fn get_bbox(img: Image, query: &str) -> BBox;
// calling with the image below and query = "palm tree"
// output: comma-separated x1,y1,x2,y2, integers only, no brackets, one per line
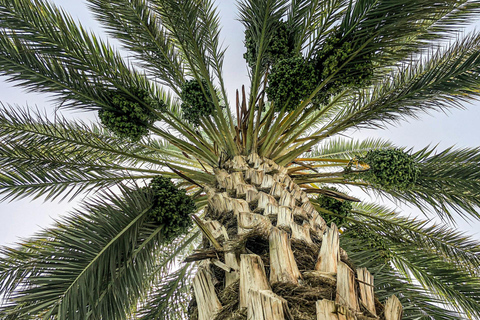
1,0,480,319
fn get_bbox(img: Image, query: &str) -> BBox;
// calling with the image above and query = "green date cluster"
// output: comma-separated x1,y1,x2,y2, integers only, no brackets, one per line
245,21,374,111
180,79,216,126
313,33,374,105
345,224,393,261
356,149,419,191
146,176,196,243
98,88,164,141
266,56,317,111
244,21,294,69
316,188,353,228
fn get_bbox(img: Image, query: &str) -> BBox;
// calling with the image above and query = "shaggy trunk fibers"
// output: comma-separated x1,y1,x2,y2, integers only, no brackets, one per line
187,154,402,320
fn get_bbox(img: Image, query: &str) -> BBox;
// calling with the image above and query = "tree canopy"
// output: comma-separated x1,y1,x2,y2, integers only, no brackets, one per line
0,0,480,319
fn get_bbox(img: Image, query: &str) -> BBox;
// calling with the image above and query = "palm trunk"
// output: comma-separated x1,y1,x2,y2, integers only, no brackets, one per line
188,154,403,320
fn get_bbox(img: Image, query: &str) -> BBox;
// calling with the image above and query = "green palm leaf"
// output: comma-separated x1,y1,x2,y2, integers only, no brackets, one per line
135,263,195,320
314,198,480,318
339,0,480,65
0,0,147,110
290,0,348,57
363,146,480,222
238,0,289,129
151,0,235,149
282,32,480,164
307,137,396,160
339,204,480,319
133,229,201,320
343,242,469,320
350,202,480,274
410,146,480,221
0,105,213,201
0,185,197,319
0,0,220,162
323,32,480,136
86,0,185,93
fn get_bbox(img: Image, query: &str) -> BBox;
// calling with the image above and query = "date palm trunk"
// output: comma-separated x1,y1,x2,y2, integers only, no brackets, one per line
188,154,403,320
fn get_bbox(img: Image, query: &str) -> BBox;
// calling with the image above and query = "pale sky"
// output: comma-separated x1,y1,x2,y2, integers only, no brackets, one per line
0,0,479,262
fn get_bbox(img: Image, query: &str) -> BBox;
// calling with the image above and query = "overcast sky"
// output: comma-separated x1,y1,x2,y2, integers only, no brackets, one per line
0,0,479,251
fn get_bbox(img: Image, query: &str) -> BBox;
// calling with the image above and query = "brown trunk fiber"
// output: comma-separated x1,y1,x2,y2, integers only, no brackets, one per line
187,154,401,320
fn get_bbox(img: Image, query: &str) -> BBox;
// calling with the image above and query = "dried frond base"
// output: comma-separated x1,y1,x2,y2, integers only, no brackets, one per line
214,281,242,320
271,281,335,320
218,308,247,320
206,209,238,240
303,271,337,287
189,155,393,320
188,293,199,320
229,227,270,254
291,239,321,271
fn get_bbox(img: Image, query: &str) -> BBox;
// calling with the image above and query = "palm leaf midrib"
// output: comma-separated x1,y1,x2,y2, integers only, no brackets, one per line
43,204,154,318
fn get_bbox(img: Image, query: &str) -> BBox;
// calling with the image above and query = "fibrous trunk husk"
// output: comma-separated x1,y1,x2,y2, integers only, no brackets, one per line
188,154,400,320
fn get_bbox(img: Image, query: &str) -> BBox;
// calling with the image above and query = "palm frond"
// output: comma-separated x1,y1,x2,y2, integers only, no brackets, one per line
0,31,107,110
350,202,480,273
338,0,480,65
0,105,214,201
0,0,226,163
392,247,480,318
238,0,289,76
151,0,237,155
306,137,396,160
410,146,480,221
427,1,480,37
0,0,237,162
349,206,480,318
151,0,221,87
0,0,149,110
135,263,195,320
86,0,185,93
238,0,289,152
343,240,470,320
265,90,352,162
0,185,196,319
289,0,348,56
310,32,480,143
340,203,480,319
0,161,145,202
195,0,229,106
363,146,480,222
132,227,200,320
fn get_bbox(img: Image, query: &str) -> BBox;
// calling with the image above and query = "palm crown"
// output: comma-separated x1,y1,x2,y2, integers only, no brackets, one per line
1,0,480,319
